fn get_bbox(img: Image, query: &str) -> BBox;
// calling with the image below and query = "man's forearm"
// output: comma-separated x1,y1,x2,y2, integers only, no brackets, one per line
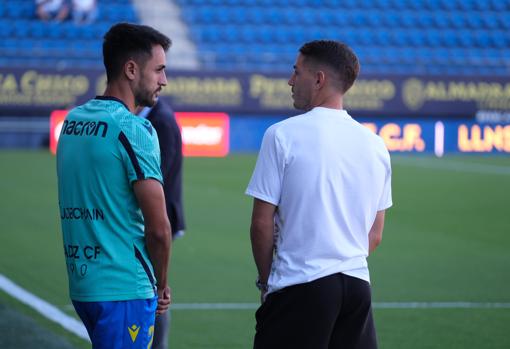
368,231,380,254
250,199,277,284
251,225,274,283
146,227,171,289
368,210,385,255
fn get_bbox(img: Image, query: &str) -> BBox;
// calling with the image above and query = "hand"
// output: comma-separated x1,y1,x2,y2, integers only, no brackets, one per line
156,285,171,315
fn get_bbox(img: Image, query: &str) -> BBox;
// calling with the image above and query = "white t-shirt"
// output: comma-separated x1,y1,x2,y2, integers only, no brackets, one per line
36,0,65,12
246,107,392,294
72,0,95,11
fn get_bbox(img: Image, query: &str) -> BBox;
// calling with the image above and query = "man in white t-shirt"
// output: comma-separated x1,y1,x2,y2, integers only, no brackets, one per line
246,40,392,349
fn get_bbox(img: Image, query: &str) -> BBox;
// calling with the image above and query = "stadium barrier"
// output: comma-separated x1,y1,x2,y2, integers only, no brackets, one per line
48,110,510,156
1,67,509,155
1,68,509,117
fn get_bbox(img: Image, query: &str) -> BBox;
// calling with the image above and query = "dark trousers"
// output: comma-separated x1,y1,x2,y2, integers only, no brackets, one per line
254,273,377,349
152,312,169,349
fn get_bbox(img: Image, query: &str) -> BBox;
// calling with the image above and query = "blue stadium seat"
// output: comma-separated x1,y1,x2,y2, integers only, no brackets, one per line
432,12,450,28
219,7,235,24
272,28,289,44
457,30,475,47
331,12,349,27
408,0,425,10
422,0,440,10
425,31,441,47
456,0,471,10
200,25,221,43
408,30,426,47
480,13,498,29
491,31,509,49
316,11,334,26
416,12,434,28
474,0,491,11
14,20,31,38
374,31,391,46
324,0,341,7
449,13,467,28
29,21,50,39
473,31,490,48
390,31,408,46
465,12,483,29
441,30,459,47
231,7,248,24
350,11,369,27
6,2,30,19
247,8,265,24
354,30,373,46
380,12,400,28
0,21,12,38
391,0,408,10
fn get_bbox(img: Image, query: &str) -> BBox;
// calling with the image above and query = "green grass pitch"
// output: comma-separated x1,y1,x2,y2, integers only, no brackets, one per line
0,150,509,348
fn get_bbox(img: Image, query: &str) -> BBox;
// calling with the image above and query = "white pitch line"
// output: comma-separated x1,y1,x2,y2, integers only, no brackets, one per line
0,274,90,342
373,302,510,309
168,302,510,310
172,303,259,310
65,301,510,311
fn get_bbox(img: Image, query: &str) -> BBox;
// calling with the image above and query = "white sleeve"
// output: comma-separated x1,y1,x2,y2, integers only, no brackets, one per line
378,151,393,211
245,126,285,206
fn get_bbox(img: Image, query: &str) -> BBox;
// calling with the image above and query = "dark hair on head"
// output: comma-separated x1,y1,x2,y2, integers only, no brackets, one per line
299,40,360,93
103,23,172,82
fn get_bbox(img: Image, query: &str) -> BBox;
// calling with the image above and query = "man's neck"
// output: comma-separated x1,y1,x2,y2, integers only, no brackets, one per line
311,92,343,111
103,83,136,113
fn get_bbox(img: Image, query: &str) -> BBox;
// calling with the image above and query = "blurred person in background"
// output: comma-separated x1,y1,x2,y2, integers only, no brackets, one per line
57,23,172,348
72,0,97,24
138,97,187,349
35,0,69,22
246,40,392,349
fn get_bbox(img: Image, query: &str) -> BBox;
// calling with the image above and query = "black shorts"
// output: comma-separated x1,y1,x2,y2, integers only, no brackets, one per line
254,273,377,349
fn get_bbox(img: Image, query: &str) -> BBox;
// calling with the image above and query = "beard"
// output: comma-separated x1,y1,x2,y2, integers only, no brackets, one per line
134,71,160,108
134,85,158,108
291,85,315,111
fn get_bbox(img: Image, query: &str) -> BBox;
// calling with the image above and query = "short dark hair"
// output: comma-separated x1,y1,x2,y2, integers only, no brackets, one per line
103,23,172,82
299,40,360,93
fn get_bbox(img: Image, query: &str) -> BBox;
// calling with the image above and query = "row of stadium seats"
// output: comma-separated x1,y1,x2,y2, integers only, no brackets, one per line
0,21,112,40
0,39,100,57
175,0,509,11
200,43,508,65
202,55,508,77
181,7,509,30
0,56,99,69
0,2,136,21
0,0,508,76
190,26,509,49
177,0,510,75
0,0,138,69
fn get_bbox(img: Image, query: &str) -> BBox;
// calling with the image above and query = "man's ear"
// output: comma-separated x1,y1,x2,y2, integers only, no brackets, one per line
124,60,137,81
315,70,326,89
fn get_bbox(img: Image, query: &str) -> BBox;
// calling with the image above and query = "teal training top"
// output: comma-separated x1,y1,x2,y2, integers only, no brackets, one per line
57,96,163,302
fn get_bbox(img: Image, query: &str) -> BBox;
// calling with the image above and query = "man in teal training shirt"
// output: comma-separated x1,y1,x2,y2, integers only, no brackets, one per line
56,23,172,348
